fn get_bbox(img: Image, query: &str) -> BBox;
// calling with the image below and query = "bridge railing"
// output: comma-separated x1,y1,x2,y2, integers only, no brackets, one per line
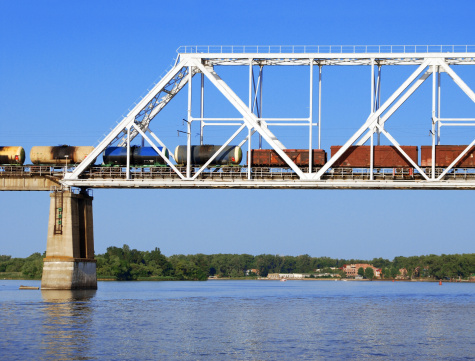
177,45,475,54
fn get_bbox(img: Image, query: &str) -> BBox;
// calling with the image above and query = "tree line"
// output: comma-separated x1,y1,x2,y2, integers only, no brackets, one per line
0,246,474,281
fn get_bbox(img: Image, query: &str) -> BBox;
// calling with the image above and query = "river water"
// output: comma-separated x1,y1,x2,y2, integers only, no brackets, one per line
0,280,473,360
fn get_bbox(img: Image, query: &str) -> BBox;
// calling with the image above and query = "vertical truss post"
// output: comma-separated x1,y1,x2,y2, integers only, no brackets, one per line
309,59,314,173
247,127,252,180
318,65,322,149
259,66,263,149
187,65,192,179
377,65,382,145
432,64,437,180
370,129,374,180
200,73,204,145
249,59,252,109
126,126,131,180
248,58,252,181
371,58,375,113
437,69,441,145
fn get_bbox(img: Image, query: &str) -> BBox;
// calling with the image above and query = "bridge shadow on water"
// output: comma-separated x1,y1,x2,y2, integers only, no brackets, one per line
40,290,97,360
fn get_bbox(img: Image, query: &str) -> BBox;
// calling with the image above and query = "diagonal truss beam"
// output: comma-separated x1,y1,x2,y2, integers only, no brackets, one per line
376,125,430,180
436,140,475,180
66,58,191,180
357,69,432,146
312,59,431,180
117,66,200,147
191,124,246,180
133,125,185,179
437,59,475,103
190,59,308,179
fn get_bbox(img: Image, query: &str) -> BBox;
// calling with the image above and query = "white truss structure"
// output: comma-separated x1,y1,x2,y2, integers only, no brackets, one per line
63,45,475,189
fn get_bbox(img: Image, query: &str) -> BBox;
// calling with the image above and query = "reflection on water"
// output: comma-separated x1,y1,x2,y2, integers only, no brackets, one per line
41,289,96,302
0,281,474,360
40,290,96,361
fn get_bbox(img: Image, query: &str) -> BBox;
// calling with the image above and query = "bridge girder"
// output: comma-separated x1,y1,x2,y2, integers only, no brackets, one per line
63,47,475,190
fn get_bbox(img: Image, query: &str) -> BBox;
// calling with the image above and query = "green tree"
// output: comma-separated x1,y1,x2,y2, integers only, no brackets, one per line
390,267,400,279
364,267,375,280
21,253,43,279
357,267,365,277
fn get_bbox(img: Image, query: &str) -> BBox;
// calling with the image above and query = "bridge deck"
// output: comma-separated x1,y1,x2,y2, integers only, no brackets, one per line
2,166,475,190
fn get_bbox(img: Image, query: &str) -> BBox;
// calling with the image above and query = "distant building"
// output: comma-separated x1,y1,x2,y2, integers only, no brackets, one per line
267,273,306,279
342,264,381,278
245,269,260,276
314,273,341,278
397,268,408,279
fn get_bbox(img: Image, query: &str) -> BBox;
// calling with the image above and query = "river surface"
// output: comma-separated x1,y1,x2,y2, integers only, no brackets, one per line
0,280,474,360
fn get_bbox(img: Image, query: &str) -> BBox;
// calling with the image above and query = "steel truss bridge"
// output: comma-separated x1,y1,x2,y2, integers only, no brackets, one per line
30,45,475,189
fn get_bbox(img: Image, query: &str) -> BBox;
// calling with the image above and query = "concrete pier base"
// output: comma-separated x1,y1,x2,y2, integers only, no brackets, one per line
41,190,97,290
42,258,97,289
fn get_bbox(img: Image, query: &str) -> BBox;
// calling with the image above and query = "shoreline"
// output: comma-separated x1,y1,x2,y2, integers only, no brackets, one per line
2,274,474,283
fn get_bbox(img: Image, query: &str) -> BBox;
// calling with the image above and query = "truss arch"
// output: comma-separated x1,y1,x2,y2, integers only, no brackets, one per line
62,45,475,189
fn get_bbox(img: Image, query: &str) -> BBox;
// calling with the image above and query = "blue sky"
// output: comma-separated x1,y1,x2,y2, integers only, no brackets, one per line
1,0,474,259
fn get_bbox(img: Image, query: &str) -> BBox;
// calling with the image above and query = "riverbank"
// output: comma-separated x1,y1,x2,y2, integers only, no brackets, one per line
1,272,40,280
3,273,474,283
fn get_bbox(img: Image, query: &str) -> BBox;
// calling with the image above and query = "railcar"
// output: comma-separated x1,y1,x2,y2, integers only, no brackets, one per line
102,146,169,167
330,145,418,168
174,145,242,166
30,145,95,165
0,146,25,165
247,149,327,167
420,145,475,168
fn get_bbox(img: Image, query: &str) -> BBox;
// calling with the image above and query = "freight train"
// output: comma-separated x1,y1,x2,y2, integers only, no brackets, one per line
2,144,475,170
0,145,95,166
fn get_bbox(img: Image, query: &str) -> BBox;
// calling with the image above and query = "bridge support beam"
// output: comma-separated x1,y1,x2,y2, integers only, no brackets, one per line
41,190,97,290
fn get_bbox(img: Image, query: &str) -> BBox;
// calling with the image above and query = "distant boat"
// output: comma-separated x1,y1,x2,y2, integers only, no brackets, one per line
19,286,39,290
280,278,287,282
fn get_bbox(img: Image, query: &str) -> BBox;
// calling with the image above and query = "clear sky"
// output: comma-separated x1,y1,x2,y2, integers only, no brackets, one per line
1,0,474,259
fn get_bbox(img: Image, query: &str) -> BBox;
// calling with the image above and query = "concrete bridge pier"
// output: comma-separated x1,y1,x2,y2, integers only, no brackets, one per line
41,189,97,290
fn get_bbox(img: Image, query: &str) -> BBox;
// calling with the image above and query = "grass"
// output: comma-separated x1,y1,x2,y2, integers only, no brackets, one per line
0,272,40,280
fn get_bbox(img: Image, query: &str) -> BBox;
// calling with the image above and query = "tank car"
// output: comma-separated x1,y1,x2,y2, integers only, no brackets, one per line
102,146,169,166
248,149,327,167
421,145,475,168
0,146,25,165
30,145,95,165
330,145,418,168
174,145,242,166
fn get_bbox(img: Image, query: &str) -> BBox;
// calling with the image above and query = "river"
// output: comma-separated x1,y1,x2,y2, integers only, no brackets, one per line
0,280,473,360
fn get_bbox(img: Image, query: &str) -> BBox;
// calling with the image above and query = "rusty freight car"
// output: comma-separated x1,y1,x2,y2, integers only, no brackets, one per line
330,145,418,168
249,149,327,167
0,146,25,165
420,145,475,168
30,146,95,165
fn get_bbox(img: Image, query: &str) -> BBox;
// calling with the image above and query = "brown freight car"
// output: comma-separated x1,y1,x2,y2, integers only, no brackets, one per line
248,149,327,167
330,145,418,168
420,145,475,168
